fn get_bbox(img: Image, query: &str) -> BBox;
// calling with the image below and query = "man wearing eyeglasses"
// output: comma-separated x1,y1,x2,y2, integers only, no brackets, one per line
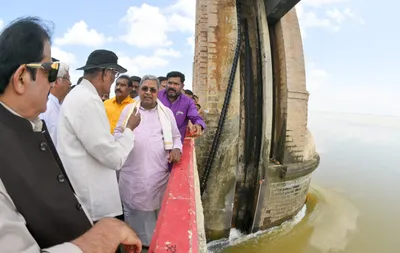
56,50,142,225
39,60,71,146
114,75,182,248
0,17,141,253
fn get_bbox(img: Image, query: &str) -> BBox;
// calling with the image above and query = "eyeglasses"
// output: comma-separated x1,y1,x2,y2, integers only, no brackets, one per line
108,68,120,78
60,76,71,84
141,86,157,94
25,62,60,83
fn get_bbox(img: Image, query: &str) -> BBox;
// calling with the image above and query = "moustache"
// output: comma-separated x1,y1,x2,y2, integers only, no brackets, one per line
168,88,176,93
115,89,122,93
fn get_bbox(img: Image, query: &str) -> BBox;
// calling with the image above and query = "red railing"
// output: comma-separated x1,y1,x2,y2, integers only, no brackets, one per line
148,138,199,252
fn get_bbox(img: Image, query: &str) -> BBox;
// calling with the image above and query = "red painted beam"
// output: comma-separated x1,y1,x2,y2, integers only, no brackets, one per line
149,138,199,253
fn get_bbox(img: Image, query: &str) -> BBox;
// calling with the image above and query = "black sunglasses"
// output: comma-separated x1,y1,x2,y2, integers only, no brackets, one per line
141,86,157,94
25,62,60,83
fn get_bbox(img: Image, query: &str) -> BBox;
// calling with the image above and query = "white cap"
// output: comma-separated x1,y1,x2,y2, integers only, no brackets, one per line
57,62,70,78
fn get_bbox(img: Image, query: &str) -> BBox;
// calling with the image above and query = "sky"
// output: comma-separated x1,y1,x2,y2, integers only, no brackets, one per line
0,0,398,117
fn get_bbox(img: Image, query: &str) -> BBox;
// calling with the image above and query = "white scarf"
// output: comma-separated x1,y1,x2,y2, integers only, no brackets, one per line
123,99,173,150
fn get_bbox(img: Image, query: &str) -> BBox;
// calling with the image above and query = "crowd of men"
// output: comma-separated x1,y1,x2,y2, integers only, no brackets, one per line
0,17,205,253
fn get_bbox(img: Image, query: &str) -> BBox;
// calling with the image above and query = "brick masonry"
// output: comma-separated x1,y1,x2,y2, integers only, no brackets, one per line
258,172,311,228
192,1,319,238
274,8,310,165
193,0,241,240
251,4,318,232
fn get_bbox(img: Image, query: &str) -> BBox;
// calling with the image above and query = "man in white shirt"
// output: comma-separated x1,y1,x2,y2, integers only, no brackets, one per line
0,16,141,253
39,60,71,145
57,49,141,223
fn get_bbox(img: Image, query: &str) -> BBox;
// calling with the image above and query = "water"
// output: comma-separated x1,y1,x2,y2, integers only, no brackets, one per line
208,111,400,253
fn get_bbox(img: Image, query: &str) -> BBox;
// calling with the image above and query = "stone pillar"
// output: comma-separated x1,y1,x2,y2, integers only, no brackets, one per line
192,0,320,238
193,0,241,240
252,7,320,231
275,8,309,165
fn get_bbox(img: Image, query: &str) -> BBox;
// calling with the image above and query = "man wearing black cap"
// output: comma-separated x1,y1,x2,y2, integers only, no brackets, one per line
0,17,141,253
56,50,142,224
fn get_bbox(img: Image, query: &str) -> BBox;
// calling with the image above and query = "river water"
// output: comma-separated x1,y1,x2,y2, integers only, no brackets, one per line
208,111,400,253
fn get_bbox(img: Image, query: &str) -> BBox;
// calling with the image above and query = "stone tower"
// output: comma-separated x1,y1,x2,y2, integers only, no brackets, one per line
192,0,319,241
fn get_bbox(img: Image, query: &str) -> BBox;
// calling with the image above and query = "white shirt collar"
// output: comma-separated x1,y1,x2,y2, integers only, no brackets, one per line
80,78,100,96
0,101,43,132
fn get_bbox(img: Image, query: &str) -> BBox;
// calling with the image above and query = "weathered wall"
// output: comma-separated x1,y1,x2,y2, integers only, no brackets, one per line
193,0,241,241
274,8,309,166
193,0,319,239
253,7,320,231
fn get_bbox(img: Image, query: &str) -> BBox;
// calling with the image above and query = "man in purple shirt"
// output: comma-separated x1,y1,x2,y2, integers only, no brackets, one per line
158,71,206,143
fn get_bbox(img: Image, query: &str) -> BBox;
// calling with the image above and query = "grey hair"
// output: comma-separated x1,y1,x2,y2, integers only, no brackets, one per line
57,62,70,78
139,74,160,88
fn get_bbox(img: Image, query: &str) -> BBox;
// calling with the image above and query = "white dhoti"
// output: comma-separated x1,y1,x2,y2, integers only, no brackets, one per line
124,208,160,247
116,103,182,248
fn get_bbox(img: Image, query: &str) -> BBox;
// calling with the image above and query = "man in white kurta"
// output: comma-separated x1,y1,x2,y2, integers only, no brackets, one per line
57,50,141,222
114,75,182,246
